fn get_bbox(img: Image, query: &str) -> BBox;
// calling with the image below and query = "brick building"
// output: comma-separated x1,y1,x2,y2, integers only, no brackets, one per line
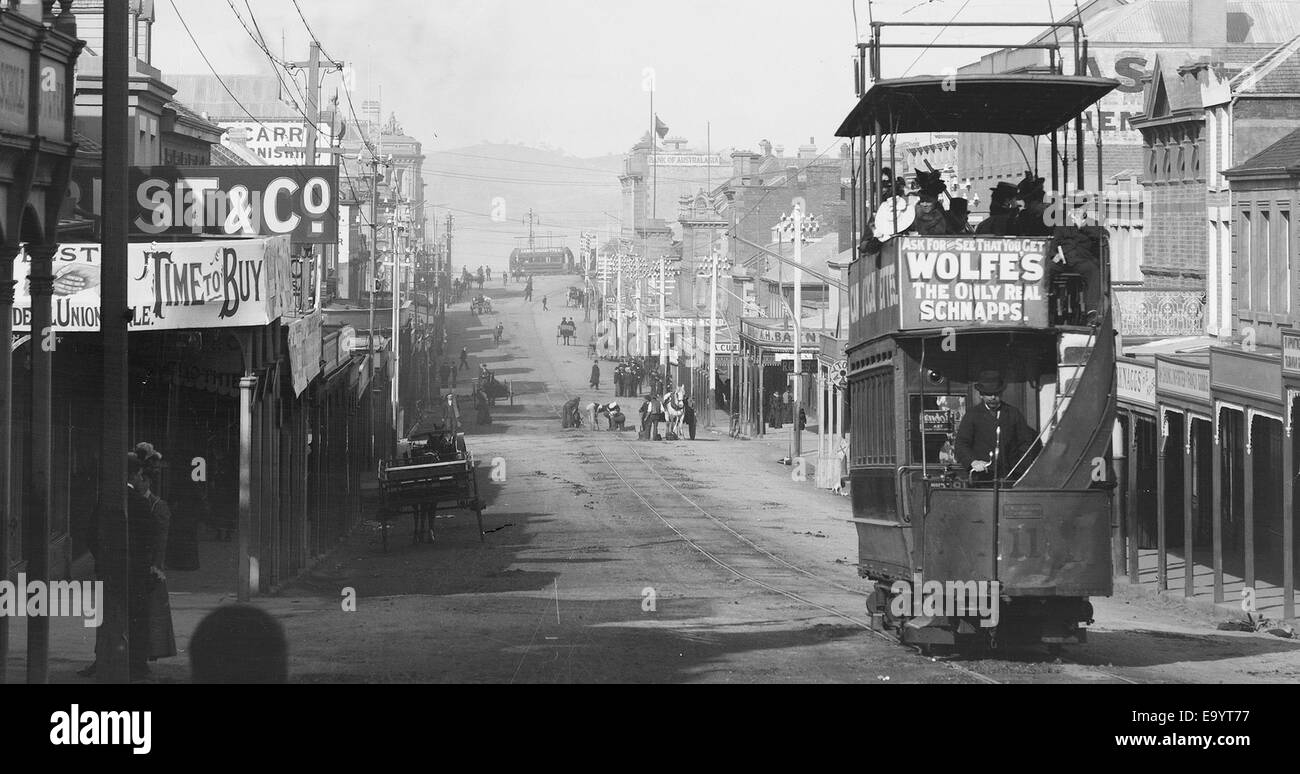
1224,127,1300,343
1128,34,1300,342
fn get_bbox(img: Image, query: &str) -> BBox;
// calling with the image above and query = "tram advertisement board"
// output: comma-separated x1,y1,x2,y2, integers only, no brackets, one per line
898,236,1050,330
11,235,293,332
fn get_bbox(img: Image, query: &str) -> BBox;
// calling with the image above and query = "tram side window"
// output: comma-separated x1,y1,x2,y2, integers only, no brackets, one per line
850,369,896,466
908,395,966,466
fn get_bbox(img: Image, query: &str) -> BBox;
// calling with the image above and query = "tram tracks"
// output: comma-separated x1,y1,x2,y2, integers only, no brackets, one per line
500,287,1142,684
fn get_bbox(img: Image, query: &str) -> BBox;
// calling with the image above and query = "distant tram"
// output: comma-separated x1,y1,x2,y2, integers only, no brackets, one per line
509,246,575,276
836,24,1121,652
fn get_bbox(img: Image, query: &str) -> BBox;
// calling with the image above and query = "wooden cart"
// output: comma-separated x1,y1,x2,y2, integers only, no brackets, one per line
377,430,485,552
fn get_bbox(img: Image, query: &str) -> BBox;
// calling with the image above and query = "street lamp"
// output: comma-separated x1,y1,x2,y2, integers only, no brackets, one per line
777,204,819,461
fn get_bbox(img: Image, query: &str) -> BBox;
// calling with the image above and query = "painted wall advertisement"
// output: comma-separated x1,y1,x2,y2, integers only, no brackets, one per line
12,235,293,332
897,236,1049,329
214,119,336,165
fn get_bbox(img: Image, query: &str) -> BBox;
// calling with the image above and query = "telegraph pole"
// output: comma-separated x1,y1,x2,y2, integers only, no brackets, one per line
98,0,131,684
290,42,342,311
392,219,402,448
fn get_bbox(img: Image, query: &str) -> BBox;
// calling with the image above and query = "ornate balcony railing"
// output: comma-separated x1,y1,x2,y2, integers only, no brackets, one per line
1113,288,1205,338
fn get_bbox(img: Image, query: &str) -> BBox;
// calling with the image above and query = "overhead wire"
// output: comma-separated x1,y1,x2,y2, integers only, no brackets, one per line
900,0,974,77
166,0,270,130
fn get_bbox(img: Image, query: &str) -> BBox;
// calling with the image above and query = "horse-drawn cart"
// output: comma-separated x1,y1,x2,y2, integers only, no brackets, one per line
476,371,513,406
377,429,485,552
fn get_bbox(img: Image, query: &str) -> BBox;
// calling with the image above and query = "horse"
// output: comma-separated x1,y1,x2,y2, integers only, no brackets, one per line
663,387,685,439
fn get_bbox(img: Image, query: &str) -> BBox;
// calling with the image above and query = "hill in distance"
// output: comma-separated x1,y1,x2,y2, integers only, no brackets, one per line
425,143,624,274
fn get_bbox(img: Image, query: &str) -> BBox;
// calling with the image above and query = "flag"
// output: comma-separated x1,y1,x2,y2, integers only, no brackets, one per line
654,115,669,140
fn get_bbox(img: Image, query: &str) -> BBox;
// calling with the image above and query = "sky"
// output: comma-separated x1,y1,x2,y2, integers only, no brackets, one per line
152,0,1070,159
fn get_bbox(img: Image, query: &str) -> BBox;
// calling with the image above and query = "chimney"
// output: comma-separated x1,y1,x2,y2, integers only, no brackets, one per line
759,139,773,157
798,137,818,159
773,144,785,158
1191,0,1227,44
731,150,754,183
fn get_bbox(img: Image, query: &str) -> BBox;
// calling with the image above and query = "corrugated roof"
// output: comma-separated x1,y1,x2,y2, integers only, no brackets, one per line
1032,0,1300,44
73,130,101,158
209,143,249,166
1230,32,1300,91
169,74,303,120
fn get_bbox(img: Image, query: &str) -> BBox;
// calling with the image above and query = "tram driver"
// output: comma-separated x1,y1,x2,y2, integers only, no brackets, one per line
953,370,1037,486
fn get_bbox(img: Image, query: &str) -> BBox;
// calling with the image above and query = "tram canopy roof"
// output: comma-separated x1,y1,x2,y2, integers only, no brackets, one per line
835,74,1119,138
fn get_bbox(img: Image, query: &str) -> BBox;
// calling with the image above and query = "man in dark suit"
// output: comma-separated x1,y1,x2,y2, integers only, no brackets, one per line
976,182,1021,236
954,371,1037,484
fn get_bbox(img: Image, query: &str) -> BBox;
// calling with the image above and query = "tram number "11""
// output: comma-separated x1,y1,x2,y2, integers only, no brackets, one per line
1008,524,1040,560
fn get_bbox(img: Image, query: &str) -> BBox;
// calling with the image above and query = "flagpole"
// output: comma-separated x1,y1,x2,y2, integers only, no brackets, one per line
651,90,657,221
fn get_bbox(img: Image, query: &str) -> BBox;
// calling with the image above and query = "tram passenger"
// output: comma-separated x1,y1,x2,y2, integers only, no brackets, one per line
976,182,1021,236
954,371,1036,485
907,170,969,236
1050,224,1103,324
1013,172,1052,237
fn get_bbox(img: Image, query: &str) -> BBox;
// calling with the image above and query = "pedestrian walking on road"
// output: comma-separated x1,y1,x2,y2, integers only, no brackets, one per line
542,295,548,311
459,347,469,369
590,361,600,390
684,398,697,440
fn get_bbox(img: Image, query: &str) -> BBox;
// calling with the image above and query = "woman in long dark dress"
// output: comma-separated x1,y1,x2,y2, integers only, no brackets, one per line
141,466,178,664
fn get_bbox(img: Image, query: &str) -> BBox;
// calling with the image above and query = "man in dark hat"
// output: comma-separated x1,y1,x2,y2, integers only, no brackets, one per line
1014,171,1052,237
977,181,1022,236
954,370,1037,485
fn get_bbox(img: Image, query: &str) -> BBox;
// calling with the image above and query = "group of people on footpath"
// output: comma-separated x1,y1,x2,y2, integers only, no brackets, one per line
766,389,807,431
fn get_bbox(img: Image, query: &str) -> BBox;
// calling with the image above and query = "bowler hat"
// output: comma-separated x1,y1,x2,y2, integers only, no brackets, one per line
990,181,1019,201
975,370,1006,395
1017,171,1045,200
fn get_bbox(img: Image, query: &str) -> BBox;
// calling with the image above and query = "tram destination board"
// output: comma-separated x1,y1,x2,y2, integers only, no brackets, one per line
850,236,1051,341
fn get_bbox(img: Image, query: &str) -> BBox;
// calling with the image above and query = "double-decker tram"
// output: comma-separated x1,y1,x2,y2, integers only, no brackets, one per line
836,24,1121,652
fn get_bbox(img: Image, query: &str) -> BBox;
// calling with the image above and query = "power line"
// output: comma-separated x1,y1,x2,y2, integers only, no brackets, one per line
226,0,306,116
167,0,269,130
289,0,340,65
280,0,371,154
901,0,974,78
